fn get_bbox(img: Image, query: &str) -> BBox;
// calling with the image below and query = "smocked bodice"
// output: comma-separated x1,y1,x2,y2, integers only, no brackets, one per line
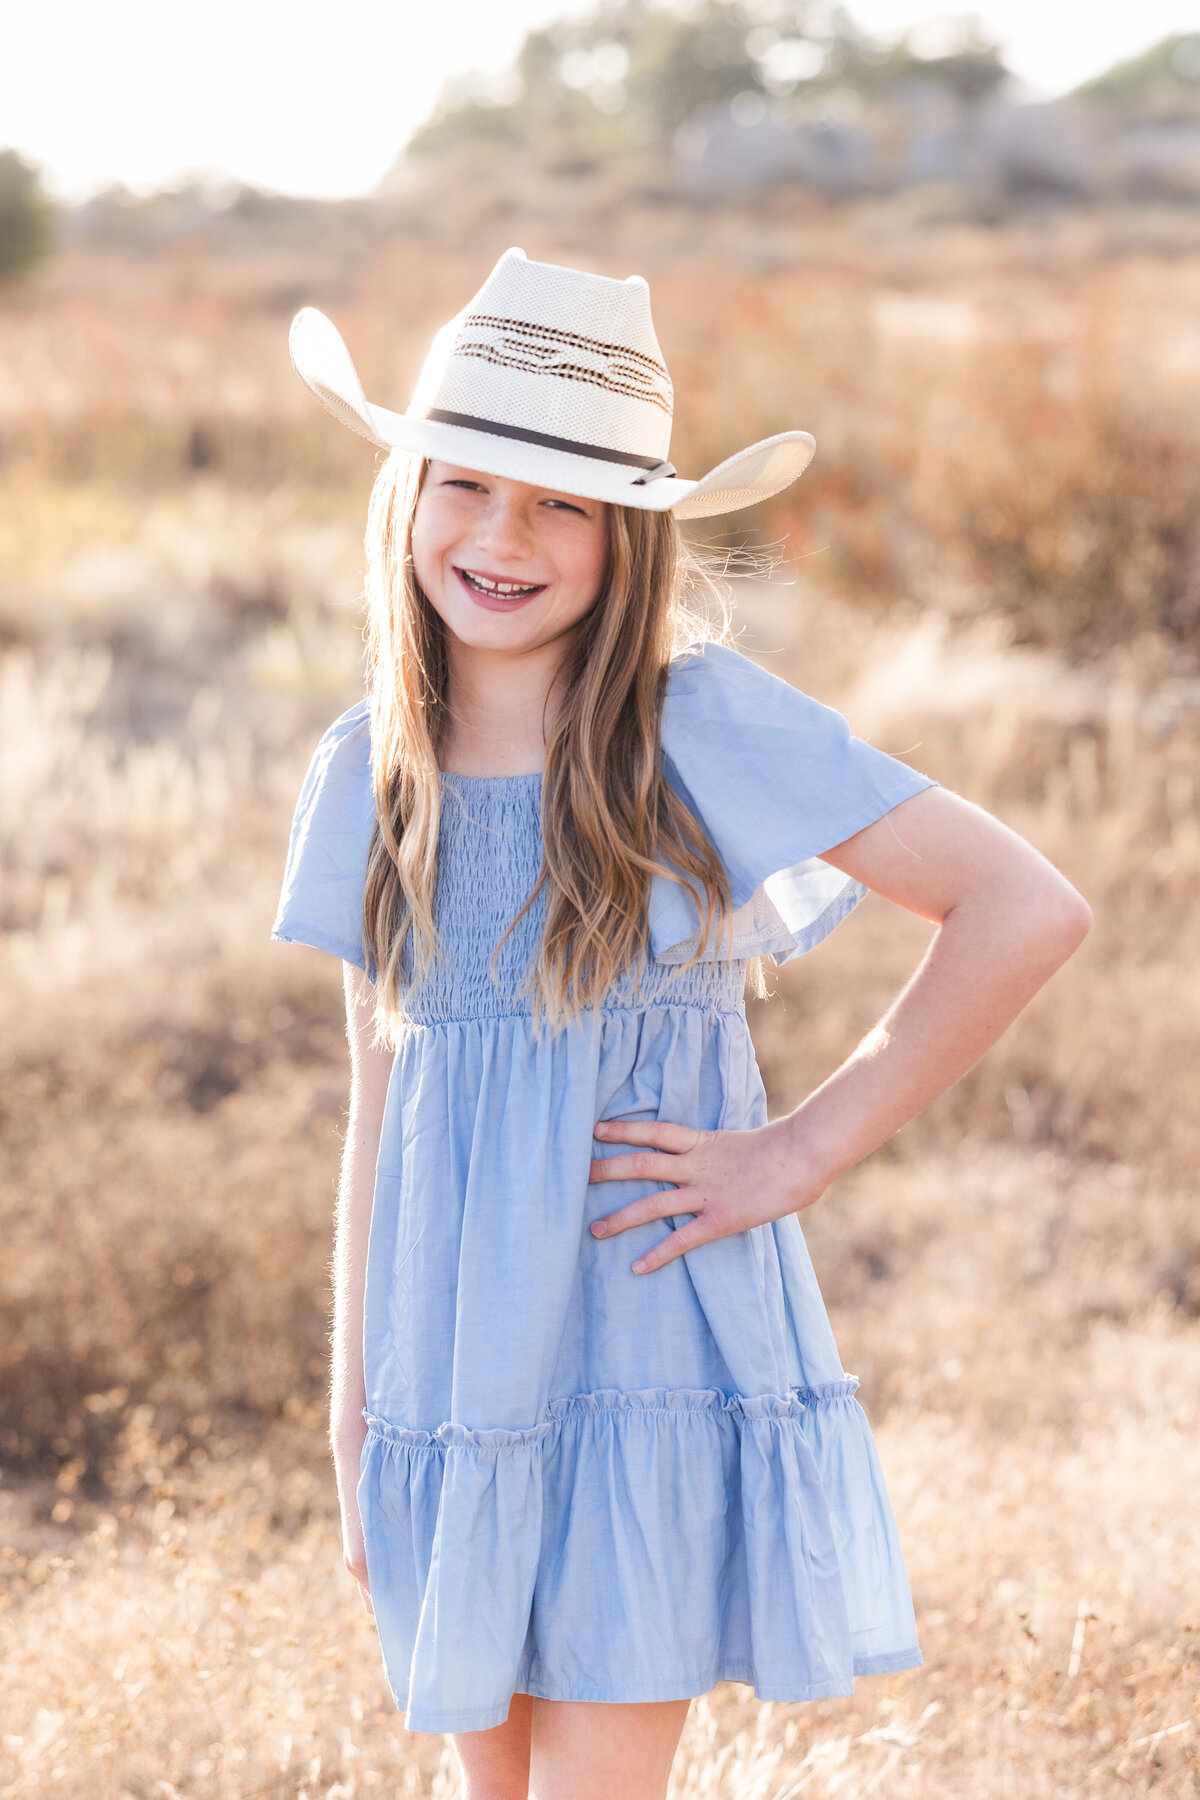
403,771,748,1027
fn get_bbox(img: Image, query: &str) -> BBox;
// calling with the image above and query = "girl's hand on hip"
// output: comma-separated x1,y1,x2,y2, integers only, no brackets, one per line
588,1116,826,1275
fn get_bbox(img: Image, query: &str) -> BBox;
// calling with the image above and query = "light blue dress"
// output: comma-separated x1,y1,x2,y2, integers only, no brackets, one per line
272,642,935,1734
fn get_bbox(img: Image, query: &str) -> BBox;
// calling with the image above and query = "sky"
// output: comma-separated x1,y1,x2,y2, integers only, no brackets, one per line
3,0,1198,201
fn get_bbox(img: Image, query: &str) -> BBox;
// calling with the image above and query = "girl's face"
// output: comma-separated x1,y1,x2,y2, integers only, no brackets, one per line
411,462,609,659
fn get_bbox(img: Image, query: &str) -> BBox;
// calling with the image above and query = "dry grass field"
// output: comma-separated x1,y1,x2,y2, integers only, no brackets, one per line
2,181,1199,1796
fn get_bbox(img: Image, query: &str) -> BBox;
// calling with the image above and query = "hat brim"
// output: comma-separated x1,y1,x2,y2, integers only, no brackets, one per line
289,307,815,519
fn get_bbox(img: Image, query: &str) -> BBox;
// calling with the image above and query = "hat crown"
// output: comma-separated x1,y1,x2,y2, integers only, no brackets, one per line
409,248,674,463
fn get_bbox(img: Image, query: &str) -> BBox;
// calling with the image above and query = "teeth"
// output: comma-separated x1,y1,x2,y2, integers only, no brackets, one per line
463,570,541,597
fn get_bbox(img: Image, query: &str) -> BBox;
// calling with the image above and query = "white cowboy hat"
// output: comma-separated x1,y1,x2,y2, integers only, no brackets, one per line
288,247,815,519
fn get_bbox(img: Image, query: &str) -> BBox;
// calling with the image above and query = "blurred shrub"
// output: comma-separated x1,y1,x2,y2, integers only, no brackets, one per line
0,149,54,281
761,272,1200,657
925,380,1200,653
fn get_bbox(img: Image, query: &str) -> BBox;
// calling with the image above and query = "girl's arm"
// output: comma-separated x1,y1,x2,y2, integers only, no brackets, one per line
589,786,1092,1275
331,960,394,1611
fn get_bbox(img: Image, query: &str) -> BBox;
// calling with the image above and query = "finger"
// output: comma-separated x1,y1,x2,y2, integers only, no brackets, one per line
631,1219,713,1276
588,1149,688,1186
593,1117,703,1154
590,1190,697,1239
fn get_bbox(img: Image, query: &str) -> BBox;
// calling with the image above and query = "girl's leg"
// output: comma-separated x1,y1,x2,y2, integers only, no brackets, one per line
452,1691,533,1800
528,1697,691,1800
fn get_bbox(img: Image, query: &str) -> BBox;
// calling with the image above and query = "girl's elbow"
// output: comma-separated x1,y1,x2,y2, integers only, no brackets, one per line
1035,876,1092,963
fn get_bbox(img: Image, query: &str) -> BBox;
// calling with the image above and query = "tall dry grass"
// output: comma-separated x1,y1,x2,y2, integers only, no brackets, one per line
2,199,1198,1795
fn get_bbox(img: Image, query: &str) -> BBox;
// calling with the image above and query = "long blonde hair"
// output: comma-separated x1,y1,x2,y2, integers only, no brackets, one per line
361,451,740,1040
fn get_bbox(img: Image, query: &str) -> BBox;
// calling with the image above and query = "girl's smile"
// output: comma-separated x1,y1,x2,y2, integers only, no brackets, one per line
454,566,548,609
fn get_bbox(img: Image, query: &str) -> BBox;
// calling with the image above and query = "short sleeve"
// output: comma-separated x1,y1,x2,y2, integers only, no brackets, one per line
271,697,377,974
650,642,936,965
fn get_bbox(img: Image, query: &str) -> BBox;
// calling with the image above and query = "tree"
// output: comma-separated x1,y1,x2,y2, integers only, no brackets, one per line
0,150,54,281
404,0,869,164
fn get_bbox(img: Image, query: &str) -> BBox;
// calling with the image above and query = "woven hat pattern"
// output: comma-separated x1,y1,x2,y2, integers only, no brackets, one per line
410,258,673,463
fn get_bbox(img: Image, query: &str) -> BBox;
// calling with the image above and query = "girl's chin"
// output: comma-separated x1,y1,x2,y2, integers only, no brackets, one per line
439,606,550,651
426,589,592,656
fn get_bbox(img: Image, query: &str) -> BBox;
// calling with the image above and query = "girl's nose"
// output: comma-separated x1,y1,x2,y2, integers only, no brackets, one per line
475,498,535,563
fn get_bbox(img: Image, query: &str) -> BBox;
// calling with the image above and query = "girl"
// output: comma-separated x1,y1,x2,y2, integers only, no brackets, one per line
272,249,1090,1800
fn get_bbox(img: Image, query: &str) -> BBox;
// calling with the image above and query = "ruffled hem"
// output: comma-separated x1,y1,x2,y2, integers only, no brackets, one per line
358,1379,921,1735
363,1379,861,1446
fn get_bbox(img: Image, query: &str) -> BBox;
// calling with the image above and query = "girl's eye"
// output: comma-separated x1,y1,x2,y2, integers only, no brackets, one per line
544,499,588,516
444,479,486,492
